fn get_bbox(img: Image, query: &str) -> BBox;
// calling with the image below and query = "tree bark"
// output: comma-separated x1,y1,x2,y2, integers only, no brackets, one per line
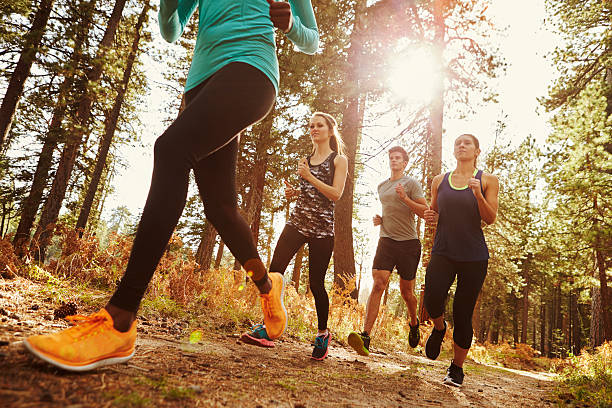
540,300,546,354
196,220,217,270
520,257,530,343
591,286,604,347
32,0,129,261
0,0,55,150
214,240,224,269
422,0,445,270
333,0,366,296
512,292,519,345
75,1,150,233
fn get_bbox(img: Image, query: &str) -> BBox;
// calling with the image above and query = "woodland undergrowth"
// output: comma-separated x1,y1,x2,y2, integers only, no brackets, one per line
0,226,610,405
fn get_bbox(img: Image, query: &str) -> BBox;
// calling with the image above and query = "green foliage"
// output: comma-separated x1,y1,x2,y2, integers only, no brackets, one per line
557,342,612,407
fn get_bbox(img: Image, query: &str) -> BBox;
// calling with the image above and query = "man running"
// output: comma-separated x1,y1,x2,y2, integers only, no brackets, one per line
348,146,427,355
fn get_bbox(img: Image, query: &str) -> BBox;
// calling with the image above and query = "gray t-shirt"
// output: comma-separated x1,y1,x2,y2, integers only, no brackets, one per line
378,175,425,241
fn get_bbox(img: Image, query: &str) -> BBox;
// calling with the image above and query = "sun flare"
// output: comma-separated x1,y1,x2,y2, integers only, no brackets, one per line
387,47,439,104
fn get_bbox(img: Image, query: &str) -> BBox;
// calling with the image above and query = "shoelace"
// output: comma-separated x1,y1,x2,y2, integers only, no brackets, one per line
64,313,109,336
312,334,327,348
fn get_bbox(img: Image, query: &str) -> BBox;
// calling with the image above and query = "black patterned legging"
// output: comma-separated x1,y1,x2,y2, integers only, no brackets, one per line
110,62,276,313
269,224,334,331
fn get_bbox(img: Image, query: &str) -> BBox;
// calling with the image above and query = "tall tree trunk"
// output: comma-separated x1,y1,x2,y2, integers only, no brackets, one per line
0,0,55,150
196,220,217,270
489,308,501,344
265,211,275,270
333,0,366,296
521,258,530,344
594,216,612,340
247,112,274,242
422,0,445,270
540,300,546,354
591,287,604,347
76,1,150,233
32,0,129,261
12,0,96,257
292,244,305,292
512,293,519,345
214,240,224,269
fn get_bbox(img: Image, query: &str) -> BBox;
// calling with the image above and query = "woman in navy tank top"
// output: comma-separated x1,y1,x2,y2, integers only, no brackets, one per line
423,134,499,387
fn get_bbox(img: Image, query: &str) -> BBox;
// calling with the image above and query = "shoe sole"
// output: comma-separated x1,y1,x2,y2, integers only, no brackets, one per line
23,338,134,372
311,333,332,361
240,333,275,348
443,377,462,387
264,273,287,340
347,332,369,356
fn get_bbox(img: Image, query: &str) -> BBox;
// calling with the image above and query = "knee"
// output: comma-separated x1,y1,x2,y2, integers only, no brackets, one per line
154,133,176,161
372,277,388,294
424,290,443,318
401,287,416,303
309,281,327,298
453,326,474,349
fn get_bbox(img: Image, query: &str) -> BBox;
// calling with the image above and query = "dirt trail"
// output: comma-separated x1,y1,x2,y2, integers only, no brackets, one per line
0,278,558,407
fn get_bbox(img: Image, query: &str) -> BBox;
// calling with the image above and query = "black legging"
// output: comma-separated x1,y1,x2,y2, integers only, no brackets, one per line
110,62,276,312
270,224,334,331
424,254,488,349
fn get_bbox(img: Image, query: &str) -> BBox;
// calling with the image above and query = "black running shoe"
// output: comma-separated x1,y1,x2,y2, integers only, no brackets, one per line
443,362,464,387
425,321,446,360
408,319,420,348
347,331,370,356
311,332,331,360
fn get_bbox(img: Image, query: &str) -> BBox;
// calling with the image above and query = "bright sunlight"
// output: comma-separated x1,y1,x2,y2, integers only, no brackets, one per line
387,46,439,104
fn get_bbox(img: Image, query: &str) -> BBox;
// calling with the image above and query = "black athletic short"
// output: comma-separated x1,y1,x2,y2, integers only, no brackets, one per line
372,237,421,281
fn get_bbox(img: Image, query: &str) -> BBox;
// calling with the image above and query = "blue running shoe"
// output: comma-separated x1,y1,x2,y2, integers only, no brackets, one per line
311,331,331,360
240,324,275,348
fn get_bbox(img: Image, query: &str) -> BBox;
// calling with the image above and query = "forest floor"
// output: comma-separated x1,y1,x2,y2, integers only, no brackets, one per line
0,277,561,408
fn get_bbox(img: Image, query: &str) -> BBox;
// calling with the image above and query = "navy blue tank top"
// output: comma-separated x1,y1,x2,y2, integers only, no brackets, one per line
431,170,489,262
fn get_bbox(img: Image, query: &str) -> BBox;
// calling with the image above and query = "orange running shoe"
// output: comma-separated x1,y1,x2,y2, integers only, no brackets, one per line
259,272,287,339
24,308,136,372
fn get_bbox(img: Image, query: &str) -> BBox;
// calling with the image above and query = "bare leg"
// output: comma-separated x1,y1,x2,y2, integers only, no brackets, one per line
363,269,391,333
399,278,418,326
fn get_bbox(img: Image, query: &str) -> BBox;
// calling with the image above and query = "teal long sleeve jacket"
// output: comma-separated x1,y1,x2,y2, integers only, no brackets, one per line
158,0,319,93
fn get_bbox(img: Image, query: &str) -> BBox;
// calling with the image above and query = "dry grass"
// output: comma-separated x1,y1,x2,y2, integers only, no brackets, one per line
1,228,573,374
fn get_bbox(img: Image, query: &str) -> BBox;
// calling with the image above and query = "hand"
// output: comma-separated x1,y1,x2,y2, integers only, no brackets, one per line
424,207,438,225
267,0,293,33
469,177,484,199
284,180,298,200
297,158,312,181
395,183,407,200
373,214,382,226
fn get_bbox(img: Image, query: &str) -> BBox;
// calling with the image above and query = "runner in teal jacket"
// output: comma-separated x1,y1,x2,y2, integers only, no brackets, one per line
23,0,319,372
159,0,319,93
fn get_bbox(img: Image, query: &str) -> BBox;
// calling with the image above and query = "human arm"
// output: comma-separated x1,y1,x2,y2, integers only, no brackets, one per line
373,214,382,226
269,0,318,54
297,155,348,202
469,173,499,225
424,174,443,225
158,0,198,43
395,181,428,219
